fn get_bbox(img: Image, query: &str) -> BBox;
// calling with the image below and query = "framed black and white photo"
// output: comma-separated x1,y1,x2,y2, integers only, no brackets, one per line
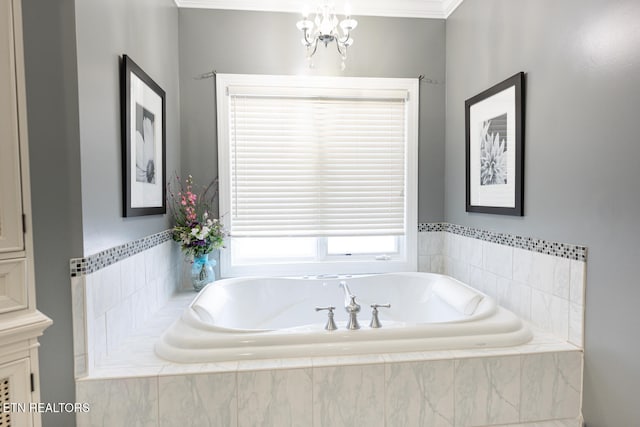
121,54,166,217
465,72,525,216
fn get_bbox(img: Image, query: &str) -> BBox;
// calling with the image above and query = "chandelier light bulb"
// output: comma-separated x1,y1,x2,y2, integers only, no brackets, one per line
340,18,357,32
296,19,313,31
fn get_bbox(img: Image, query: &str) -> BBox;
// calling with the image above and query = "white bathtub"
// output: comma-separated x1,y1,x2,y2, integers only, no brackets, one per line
155,272,532,363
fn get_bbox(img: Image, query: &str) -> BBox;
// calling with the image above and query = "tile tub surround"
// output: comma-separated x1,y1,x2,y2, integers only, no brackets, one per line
71,238,182,378
70,224,585,426
77,371,582,426
417,226,587,348
75,293,583,427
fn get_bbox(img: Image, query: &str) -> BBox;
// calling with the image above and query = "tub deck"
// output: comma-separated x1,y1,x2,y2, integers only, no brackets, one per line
76,291,584,427
81,290,579,380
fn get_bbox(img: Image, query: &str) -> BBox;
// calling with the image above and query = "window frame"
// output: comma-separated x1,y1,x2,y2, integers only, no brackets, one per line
216,74,419,277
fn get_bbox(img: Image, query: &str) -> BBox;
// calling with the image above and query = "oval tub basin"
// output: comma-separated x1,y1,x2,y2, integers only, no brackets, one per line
155,272,532,363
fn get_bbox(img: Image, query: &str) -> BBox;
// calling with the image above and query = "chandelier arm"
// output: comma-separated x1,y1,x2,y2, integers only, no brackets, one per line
337,30,351,45
337,25,347,40
309,38,320,57
302,29,315,47
335,38,347,56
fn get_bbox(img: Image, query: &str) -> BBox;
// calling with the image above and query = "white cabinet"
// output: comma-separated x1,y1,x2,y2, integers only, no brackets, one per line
0,0,24,255
0,0,52,426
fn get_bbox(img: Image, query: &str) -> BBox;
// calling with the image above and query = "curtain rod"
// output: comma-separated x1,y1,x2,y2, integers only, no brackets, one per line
194,70,437,83
194,70,217,80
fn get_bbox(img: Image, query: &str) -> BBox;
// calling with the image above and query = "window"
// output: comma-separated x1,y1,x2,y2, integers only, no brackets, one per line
216,74,418,277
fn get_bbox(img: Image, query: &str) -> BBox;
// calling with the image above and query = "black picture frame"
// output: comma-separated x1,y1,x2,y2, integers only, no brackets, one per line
465,72,525,216
121,54,166,217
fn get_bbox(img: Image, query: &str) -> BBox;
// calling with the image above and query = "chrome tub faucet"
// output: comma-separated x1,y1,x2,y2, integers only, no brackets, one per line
339,281,361,330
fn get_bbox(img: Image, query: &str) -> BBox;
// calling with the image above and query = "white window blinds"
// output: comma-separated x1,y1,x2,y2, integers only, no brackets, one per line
226,84,409,238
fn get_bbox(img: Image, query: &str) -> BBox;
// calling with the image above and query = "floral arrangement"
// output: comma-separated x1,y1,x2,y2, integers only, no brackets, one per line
167,174,226,258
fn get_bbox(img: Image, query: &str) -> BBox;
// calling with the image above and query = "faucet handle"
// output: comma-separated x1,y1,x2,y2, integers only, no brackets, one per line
348,295,361,313
371,303,391,309
369,303,391,328
315,306,337,331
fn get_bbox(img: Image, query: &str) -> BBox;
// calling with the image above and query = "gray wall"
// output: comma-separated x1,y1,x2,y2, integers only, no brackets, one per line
21,0,83,426
445,0,640,425
23,1,638,424
23,0,180,425
75,0,181,255
178,9,446,223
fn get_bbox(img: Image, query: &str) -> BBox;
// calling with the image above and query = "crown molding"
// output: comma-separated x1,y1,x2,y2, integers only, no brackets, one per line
174,0,466,19
442,0,465,17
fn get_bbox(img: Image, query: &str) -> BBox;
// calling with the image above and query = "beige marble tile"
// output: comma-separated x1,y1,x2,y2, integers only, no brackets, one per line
454,355,520,426
482,241,513,279
501,419,581,427
159,372,237,427
71,276,87,359
531,290,569,341
569,260,586,306
385,359,454,427
568,302,584,348
76,377,158,427
431,255,445,274
313,364,385,427
237,357,313,372
238,368,311,427
520,351,582,422
311,354,385,368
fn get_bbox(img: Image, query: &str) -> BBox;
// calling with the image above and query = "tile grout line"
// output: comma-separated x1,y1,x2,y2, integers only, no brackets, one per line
234,370,238,426
156,375,160,427
518,353,523,423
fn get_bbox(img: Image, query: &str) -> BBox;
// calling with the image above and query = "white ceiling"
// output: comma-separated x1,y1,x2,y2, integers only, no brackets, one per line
173,0,465,19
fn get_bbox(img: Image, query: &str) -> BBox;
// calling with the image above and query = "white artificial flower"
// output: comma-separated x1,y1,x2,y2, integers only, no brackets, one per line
197,226,211,240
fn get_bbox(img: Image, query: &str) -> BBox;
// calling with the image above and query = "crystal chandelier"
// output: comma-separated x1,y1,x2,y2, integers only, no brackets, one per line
296,2,358,70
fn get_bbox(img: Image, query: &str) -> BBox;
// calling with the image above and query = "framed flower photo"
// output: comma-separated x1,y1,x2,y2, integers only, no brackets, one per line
465,72,525,216
121,54,166,217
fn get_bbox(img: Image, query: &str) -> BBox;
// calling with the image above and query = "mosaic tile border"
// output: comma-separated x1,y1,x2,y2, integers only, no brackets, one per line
417,223,446,232
69,223,586,277
70,230,173,277
418,222,588,262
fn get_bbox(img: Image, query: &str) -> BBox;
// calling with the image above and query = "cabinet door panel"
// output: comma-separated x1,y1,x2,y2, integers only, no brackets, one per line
0,0,24,254
0,358,32,427
0,258,27,314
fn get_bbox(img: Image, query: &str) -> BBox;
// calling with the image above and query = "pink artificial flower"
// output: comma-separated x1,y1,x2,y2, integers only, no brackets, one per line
185,206,197,222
